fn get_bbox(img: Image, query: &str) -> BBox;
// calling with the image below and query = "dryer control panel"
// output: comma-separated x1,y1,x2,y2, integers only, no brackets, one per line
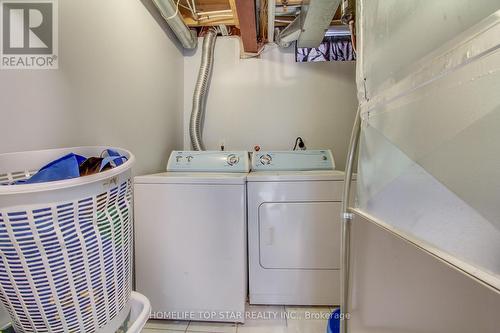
251,150,335,171
167,151,250,172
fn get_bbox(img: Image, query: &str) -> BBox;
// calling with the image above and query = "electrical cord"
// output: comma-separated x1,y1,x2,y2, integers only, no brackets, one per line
164,0,181,20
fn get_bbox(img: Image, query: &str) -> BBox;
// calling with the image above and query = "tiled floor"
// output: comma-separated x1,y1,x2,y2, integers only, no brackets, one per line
142,305,336,333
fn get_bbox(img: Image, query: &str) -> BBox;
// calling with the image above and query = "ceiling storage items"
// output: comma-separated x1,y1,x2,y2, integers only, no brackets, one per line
151,0,356,54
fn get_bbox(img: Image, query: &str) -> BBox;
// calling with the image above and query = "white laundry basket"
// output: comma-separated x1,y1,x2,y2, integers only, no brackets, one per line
120,292,150,333
0,147,136,333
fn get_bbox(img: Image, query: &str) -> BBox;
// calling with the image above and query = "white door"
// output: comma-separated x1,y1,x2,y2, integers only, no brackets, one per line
259,202,341,269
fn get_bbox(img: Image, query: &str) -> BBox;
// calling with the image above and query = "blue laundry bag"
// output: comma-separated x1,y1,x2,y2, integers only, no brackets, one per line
21,153,86,184
327,308,340,333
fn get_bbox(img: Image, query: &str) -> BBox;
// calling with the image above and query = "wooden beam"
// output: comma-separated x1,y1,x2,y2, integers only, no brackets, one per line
274,18,343,27
194,0,231,12
234,0,259,53
228,0,240,27
259,0,269,42
183,16,236,27
276,0,303,5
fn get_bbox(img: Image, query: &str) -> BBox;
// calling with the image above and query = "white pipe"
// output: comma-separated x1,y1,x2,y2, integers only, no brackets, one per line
191,0,197,15
198,14,234,20
268,0,276,43
183,0,198,20
197,10,232,15
153,0,197,49
340,107,361,333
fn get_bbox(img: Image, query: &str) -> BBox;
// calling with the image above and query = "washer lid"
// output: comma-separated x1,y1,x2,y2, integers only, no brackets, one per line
247,170,348,182
134,172,247,185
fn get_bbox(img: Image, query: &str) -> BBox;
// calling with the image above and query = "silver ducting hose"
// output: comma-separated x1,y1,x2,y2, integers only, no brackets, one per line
152,0,197,49
190,30,217,151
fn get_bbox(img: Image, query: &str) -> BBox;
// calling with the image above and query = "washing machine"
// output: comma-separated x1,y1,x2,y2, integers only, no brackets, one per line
134,151,249,323
248,150,346,306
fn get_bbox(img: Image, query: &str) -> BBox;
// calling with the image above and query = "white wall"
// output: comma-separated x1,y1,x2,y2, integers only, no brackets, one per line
183,37,357,170
0,0,184,175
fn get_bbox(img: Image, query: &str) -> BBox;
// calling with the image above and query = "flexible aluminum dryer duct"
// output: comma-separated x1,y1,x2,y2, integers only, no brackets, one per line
190,30,217,151
153,0,197,49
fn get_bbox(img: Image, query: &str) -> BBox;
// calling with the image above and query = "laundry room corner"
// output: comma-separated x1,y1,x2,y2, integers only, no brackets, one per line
2,0,500,332
182,36,358,170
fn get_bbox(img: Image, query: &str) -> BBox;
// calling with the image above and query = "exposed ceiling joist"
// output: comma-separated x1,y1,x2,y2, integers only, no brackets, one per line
179,0,236,26
234,0,259,53
183,16,236,27
171,0,346,52
191,0,230,12
228,0,240,26
276,0,303,5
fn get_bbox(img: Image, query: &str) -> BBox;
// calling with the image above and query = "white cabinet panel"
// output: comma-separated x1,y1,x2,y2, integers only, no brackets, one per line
259,202,341,269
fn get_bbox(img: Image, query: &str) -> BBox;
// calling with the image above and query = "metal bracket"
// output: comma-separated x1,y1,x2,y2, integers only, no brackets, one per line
343,212,353,220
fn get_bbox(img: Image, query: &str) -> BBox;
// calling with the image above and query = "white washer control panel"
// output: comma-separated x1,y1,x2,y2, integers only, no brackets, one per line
251,150,335,171
167,151,250,172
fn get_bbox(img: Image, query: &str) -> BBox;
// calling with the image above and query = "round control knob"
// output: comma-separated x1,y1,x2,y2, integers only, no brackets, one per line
260,154,272,165
227,154,240,166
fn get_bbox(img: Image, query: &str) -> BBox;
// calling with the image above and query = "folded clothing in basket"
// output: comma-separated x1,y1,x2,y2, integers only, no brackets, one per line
79,149,126,176
13,149,127,185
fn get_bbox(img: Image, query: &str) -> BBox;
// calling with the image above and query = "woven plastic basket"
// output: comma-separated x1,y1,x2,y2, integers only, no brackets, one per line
0,147,135,333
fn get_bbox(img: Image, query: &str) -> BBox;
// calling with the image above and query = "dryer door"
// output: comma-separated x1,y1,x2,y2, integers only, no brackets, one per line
259,201,341,269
